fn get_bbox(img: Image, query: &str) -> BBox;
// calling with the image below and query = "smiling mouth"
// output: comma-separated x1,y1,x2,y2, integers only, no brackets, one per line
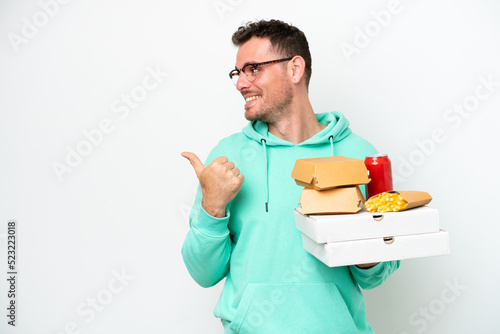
245,95,261,102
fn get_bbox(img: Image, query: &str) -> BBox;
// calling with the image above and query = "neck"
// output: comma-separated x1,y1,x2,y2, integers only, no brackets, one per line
267,94,325,144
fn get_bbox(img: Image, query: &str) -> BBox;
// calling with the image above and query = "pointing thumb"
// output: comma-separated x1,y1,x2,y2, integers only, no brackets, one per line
181,152,205,179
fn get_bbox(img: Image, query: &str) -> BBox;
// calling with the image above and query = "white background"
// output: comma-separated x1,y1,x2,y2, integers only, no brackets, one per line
1,0,499,333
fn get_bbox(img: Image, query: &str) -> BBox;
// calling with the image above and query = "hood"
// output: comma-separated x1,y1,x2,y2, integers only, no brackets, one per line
241,111,352,213
242,111,351,147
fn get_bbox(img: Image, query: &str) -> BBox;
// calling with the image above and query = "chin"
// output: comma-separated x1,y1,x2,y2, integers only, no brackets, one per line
244,109,260,122
244,103,276,122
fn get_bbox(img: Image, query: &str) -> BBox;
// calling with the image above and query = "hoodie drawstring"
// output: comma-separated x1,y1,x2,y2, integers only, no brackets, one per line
329,135,334,156
261,136,333,212
261,139,269,212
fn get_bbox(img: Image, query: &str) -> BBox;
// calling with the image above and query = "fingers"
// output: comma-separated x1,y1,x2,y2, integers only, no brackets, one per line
181,152,205,179
210,156,235,172
231,167,241,177
213,156,229,164
225,161,235,170
182,152,243,184
220,160,239,176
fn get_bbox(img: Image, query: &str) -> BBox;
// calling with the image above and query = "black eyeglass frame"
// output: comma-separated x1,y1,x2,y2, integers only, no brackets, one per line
228,57,294,84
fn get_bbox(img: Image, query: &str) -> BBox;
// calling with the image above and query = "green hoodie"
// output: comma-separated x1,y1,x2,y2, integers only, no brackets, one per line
182,112,400,333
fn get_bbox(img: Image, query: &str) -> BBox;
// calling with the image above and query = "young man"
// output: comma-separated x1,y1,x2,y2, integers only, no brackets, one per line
181,19,399,333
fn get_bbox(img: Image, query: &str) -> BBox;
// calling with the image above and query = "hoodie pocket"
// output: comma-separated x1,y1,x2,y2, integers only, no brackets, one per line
229,282,358,334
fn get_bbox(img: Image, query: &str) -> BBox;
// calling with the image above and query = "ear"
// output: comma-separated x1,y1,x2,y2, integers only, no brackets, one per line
289,56,306,85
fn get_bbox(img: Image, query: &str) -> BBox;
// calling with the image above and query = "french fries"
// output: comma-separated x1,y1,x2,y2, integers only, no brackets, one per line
365,192,408,213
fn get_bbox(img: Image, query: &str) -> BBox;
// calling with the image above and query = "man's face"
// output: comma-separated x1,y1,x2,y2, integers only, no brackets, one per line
234,37,293,123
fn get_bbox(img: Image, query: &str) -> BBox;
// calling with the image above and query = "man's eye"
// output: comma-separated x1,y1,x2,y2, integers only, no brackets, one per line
251,66,260,73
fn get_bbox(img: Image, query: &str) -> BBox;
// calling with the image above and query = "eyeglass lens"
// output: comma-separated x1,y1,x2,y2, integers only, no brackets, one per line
231,65,257,85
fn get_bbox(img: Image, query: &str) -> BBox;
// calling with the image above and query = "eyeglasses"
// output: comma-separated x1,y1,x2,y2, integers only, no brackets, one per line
228,57,293,85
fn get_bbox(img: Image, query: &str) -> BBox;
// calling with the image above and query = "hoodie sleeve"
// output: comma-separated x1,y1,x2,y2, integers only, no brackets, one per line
181,148,233,288
349,260,400,290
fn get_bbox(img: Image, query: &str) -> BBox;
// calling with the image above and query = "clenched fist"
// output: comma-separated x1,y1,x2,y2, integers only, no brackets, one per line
182,152,244,218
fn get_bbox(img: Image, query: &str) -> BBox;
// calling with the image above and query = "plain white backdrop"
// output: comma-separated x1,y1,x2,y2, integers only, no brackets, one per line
1,0,499,333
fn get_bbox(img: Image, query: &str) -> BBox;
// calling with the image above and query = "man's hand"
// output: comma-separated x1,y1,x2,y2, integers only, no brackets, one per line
182,152,244,218
355,262,379,269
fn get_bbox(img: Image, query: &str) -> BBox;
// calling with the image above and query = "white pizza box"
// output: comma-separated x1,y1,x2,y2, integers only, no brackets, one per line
301,230,450,268
294,206,440,243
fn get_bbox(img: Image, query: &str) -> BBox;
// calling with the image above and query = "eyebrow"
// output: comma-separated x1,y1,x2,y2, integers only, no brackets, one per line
235,61,258,70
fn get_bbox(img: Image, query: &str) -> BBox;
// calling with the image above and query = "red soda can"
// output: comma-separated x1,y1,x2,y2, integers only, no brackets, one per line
364,154,393,199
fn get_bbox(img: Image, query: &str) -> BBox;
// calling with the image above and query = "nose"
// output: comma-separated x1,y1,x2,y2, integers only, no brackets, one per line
236,74,251,91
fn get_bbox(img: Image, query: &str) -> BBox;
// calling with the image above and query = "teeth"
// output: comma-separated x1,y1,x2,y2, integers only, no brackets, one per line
245,96,261,102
